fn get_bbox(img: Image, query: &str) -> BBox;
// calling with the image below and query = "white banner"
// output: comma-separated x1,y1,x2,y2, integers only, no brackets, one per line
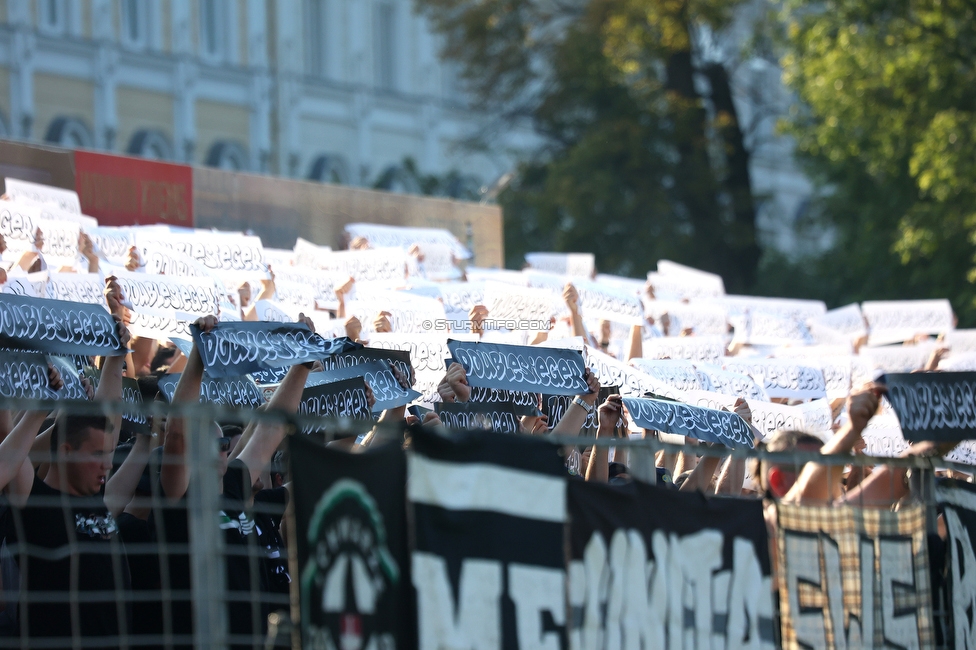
808,303,866,340
3,178,81,214
298,247,407,283
722,358,827,400
656,260,725,294
345,223,471,259
859,342,938,374
583,345,682,399
368,333,457,403
113,270,223,338
348,289,447,336
862,299,954,346
36,218,81,269
647,272,722,301
573,278,644,326
293,237,333,267
482,280,558,324
629,358,705,392
87,226,136,260
692,363,770,401
524,252,594,277
137,229,268,278
641,335,727,364
46,272,105,305
644,301,728,336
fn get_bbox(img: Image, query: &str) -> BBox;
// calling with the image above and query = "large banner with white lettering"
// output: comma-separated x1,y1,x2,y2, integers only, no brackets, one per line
882,371,976,442
447,339,588,396
777,503,934,649
408,427,566,650
290,434,413,650
936,479,976,649
568,480,774,649
0,293,125,357
190,321,360,379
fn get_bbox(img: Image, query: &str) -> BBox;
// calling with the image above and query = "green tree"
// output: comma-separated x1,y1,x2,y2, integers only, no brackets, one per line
415,0,761,291
775,0,976,323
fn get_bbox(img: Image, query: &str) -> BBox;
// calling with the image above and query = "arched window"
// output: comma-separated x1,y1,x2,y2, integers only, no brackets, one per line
205,141,250,171
308,155,350,185
44,117,95,149
127,129,174,160
374,164,421,194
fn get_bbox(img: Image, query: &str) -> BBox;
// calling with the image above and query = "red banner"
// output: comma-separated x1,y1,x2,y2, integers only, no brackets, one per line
74,150,193,227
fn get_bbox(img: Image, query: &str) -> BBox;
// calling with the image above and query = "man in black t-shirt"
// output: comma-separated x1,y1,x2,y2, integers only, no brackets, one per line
0,306,131,649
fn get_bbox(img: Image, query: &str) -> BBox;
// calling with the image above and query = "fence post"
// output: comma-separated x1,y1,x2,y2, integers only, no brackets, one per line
187,413,228,648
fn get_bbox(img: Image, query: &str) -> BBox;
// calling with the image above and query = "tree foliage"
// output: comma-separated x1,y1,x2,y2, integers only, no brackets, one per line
415,0,761,291
776,0,976,323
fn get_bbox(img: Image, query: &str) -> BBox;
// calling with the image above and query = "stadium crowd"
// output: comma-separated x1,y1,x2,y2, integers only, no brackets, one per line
0,181,969,648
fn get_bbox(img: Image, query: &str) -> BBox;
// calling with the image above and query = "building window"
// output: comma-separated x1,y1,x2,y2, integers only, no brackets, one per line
206,141,250,171
200,0,224,61
374,2,396,90
121,0,148,50
38,0,67,36
308,155,349,184
45,117,95,149
306,0,329,77
128,130,174,161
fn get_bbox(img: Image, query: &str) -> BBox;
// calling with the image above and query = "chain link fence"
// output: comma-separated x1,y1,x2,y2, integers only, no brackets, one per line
0,397,963,649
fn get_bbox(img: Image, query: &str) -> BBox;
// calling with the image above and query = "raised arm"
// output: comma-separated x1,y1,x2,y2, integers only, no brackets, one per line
782,386,881,505
585,395,622,483
104,432,151,517
236,315,315,484
1,364,63,505
160,315,217,500
550,369,599,435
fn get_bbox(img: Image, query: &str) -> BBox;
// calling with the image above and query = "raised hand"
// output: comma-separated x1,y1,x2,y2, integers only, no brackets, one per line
47,362,64,392
579,368,600,405
373,311,393,334
194,314,219,334
344,316,363,342
847,384,883,432
597,394,623,437
562,283,580,314
445,362,470,403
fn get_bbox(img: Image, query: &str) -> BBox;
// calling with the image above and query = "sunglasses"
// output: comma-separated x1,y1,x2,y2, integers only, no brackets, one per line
217,437,232,453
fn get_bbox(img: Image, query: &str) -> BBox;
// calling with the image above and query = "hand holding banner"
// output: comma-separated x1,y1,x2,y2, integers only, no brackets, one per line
622,396,754,448
0,293,125,356
447,339,588,396
191,321,362,379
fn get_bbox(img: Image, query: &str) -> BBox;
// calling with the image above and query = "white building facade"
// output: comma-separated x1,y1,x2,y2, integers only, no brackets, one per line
0,0,514,193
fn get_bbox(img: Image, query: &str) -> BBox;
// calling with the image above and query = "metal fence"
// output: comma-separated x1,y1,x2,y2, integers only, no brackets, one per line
0,397,963,649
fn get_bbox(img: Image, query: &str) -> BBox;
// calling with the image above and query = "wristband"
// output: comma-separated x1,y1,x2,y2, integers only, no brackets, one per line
572,396,595,415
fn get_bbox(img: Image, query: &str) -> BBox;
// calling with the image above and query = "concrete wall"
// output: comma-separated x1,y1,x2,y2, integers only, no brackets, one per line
193,165,504,266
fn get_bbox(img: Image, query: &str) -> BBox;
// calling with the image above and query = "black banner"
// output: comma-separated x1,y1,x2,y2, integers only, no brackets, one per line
882,371,976,442
306,361,421,412
0,293,125,357
540,386,619,436
447,339,587,396
81,366,151,434
409,427,566,650
157,372,266,408
290,435,412,650
936,479,976,646
48,355,89,401
299,377,374,434
622,396,755,449
434,401,538,433
568,480,774,648
190,322,360,379
0,350,58,400
323,348,415,388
